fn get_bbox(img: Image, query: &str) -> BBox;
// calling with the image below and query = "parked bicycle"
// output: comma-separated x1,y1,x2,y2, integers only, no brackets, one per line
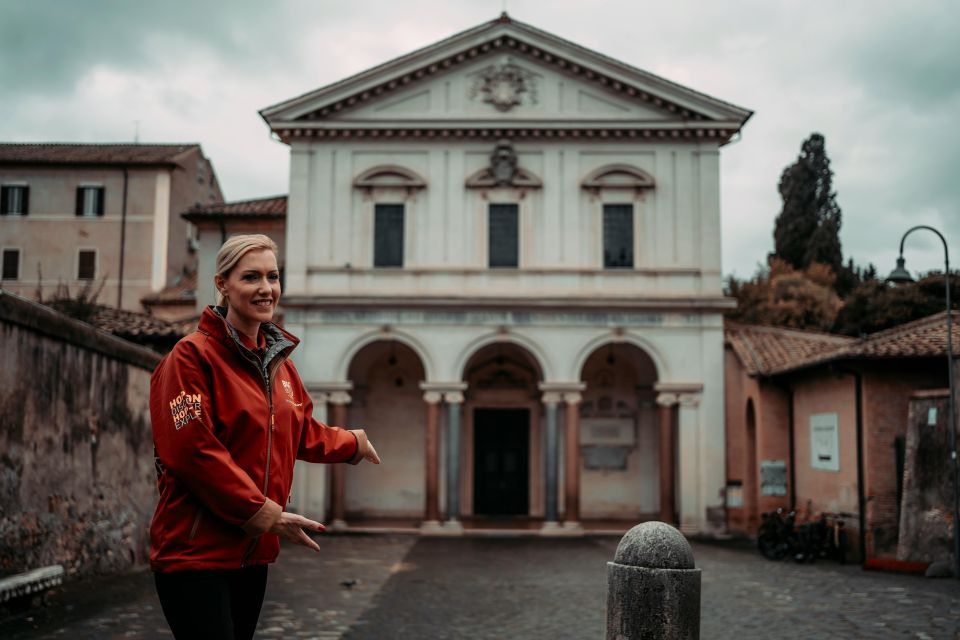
757,508,849,564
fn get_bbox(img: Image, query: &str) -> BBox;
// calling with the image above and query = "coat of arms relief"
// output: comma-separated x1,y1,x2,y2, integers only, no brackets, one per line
469,57,538,112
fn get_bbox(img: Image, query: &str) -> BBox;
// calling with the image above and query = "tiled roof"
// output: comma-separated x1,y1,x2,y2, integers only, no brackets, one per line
725,321,854,376
729,311,960,377
91,306,187,340
0,143,200,166
141,272,197,305
833,311,960,360
183,195,287,220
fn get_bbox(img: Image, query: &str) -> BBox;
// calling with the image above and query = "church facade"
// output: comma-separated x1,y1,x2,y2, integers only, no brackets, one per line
260,15,752,534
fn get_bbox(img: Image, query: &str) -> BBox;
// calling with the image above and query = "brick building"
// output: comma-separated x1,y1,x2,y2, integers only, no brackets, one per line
725,313,955,560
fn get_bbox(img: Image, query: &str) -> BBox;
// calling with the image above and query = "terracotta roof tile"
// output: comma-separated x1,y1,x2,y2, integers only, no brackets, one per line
183,195,286,220
838,311,959,360
91,306,186,340
725,321,854,376
0,143,200,165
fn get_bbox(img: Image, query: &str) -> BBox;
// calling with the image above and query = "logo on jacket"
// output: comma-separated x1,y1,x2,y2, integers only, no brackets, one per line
169,391,202,430
281,379,303,407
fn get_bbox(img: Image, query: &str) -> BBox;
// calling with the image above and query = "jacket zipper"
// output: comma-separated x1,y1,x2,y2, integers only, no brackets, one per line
188,510,202,540
236,344,289,567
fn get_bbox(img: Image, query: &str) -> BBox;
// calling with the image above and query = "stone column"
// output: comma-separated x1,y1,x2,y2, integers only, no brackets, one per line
677,393,702,534
444,391,464,532
328,391,351,531
656,393,678,525
563,391,583,529
422,391,442,528
541,392,562,530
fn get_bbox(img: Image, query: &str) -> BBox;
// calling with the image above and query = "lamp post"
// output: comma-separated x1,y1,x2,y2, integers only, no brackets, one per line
887,225,959,579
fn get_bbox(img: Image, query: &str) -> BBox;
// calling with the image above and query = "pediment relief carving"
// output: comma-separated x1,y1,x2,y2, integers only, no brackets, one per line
468,56,539,112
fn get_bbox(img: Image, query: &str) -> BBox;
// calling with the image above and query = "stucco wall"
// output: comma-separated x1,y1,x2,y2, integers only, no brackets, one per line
0,291,159,579
723,348,791,535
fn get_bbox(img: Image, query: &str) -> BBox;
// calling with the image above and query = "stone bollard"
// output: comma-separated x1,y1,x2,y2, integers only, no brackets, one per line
606,521,701,640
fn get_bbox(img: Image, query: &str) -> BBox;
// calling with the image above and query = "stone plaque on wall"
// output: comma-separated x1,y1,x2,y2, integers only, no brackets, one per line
581,446,630,471
581,418,635,446
760,460,787,496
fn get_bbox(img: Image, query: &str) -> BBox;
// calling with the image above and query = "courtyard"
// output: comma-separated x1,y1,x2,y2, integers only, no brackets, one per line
3,534,958,639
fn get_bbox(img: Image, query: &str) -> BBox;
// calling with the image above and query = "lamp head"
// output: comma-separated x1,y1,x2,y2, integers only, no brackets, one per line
886,256,914,284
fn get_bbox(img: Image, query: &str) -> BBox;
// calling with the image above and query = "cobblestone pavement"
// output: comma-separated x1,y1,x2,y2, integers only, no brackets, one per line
2,534,958,639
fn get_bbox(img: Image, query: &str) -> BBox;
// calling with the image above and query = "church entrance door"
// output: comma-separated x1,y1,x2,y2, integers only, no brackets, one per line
473,408,529,516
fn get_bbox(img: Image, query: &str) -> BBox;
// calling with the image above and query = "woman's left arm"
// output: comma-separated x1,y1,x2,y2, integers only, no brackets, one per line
294,379,380,465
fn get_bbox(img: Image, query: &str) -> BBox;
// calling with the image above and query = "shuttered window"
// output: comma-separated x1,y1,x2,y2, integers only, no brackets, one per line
2,249,19,280
373,204,404,268
0,185,29,215
603,204,634,268
488,204,519,268
76,186,104,217
78,250,97,280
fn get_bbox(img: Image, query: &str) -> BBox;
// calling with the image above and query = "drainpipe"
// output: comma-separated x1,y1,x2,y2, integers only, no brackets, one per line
836,365,867,566
117,167,129,308
769,378,797,511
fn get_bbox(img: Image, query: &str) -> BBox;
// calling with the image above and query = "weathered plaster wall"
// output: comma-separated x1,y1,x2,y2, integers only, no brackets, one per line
0,291,159,579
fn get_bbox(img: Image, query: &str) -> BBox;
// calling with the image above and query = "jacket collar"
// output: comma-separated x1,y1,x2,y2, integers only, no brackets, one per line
197,305,299,361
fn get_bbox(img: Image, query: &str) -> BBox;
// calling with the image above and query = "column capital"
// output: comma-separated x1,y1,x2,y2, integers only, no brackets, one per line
311,391,330,404
444,391,465,405
420,381,468,393
678,393,701,408
328,391,352,406
563,391,582,406
423,391,443,405
656,392,679,407
541,391,563,405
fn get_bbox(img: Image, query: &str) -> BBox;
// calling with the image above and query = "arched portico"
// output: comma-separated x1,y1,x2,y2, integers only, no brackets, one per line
457,342,545,522
578,342,662,522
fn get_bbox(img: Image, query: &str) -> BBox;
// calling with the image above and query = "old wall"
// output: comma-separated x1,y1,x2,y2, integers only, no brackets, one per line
0,291,159,579
897,390,953,563
861,360,947,556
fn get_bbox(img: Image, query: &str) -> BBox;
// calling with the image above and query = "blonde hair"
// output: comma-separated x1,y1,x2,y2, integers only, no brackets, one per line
215,234,279,307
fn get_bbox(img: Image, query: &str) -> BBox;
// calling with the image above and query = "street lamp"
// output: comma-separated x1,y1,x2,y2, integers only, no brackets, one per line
887,225,959,579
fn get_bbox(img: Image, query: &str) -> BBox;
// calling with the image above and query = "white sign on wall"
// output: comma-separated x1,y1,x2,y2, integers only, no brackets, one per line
810,412,840,471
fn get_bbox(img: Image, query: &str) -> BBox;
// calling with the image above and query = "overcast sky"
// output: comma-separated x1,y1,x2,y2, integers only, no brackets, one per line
2,0,957,278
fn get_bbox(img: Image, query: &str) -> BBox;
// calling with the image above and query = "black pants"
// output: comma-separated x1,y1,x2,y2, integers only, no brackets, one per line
154,565,268,640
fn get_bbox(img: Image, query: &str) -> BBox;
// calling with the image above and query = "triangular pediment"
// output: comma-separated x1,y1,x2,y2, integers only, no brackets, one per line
261,15,752,140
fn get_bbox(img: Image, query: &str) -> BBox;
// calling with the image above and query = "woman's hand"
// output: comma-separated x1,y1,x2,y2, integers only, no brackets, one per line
269,512,326,552
362,438,381,464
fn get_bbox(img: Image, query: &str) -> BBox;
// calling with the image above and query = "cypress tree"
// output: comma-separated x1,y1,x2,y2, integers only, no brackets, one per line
772,133,843,273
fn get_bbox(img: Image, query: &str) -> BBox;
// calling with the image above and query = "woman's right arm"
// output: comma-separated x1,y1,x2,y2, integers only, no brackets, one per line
150,340,281,537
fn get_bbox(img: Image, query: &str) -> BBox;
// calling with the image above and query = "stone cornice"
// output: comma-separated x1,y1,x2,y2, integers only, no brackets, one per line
273,124,740,145
280,295,736,312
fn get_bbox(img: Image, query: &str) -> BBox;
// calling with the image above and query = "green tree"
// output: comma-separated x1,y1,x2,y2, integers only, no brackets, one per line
832,272,960,336
772,133,843,274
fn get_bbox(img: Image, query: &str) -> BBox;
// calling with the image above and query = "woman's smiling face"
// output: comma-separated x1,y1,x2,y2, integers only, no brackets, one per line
216,248,280,339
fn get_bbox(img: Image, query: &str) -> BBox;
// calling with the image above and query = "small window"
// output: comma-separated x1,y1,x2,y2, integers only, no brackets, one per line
2,248,20,280
77,249,97,280
373,204,404,268
76,186,104,217
488,204,519,268
1,185,29,216
603,204,634,269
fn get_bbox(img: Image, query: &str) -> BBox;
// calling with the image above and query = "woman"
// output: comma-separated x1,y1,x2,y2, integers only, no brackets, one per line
149,234,379,639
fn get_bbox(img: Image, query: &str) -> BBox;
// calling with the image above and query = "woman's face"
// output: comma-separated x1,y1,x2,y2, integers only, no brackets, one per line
216,248,280,337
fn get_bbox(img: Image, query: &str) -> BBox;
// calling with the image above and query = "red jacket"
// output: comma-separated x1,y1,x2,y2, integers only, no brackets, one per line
149,306,363,572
